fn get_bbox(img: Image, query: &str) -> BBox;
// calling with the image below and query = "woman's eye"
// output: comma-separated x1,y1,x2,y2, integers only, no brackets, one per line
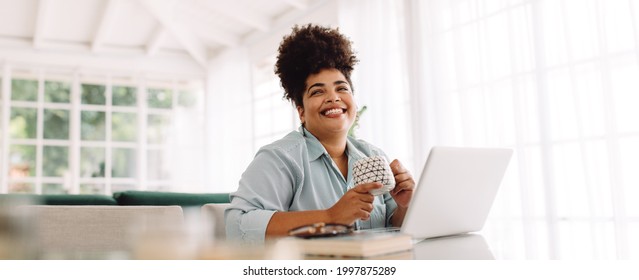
338,87,349,92
310,90,322,96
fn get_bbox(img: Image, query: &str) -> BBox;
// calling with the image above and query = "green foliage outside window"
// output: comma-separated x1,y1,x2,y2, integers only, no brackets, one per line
81,111,106,140
9,108,37,139
81,84,106,105
44,109,70,139
44,81,71,103
148,88,172,108
113,86,137,106
112,112,137,142
11,79,37,101
43,146,68,177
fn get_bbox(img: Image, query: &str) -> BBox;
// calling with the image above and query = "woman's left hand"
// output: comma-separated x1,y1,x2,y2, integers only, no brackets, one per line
389,159,415,208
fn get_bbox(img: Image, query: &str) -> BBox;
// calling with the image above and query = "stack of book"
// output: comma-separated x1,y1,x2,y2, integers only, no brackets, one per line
279,231,413,258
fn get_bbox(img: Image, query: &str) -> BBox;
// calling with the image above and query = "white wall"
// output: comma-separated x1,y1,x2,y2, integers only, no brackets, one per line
205,0,340,193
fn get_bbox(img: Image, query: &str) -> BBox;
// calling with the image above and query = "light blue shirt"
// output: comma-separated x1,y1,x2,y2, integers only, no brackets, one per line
225,126,398,243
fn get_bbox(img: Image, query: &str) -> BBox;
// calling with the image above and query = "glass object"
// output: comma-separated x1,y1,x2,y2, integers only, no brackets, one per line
11,79,38,101
9,145,36,177
147,114,171,144
147,88,172,109
43,184,66,194
111,112,137,142
81,111,106,140
43,146,68,177
80,147,105,177
44,81,71,103
81,83,106,105
9,107,37,139
43,109,69,139
147,149,170,180
112,86,137,106
112,148,136,178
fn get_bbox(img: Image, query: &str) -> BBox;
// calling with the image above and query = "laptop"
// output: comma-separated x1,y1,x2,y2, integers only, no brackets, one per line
366,146,513,240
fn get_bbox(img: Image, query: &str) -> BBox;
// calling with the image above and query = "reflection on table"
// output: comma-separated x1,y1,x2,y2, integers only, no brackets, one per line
413,234,494,260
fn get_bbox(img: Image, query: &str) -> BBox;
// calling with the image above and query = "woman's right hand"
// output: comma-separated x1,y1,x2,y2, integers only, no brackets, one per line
326,182,382,225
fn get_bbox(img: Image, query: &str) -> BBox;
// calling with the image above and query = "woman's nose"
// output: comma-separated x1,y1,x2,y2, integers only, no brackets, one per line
324,90,341,103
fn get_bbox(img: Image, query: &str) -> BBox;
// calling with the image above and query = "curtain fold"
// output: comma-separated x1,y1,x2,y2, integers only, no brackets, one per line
338,0,639,259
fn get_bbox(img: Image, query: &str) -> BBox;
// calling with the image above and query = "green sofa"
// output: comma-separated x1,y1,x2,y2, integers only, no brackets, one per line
0,191,230,207
0,191,232,259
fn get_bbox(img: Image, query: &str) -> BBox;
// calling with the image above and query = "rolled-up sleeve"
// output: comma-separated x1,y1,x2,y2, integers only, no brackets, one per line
225,148,298,243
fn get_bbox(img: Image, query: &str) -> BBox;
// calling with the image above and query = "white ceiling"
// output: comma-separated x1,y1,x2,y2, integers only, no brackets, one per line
0,0,324,73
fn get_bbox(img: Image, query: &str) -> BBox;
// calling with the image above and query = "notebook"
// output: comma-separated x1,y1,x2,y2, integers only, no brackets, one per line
365,146,513,240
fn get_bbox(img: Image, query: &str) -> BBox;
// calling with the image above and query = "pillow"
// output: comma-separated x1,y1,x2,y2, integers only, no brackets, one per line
113,191,230,207
43,194,118,205
0,194,117,206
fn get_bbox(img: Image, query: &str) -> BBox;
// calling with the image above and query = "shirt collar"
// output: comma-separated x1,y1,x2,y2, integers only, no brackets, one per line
300,125,367,163
300,125,327,161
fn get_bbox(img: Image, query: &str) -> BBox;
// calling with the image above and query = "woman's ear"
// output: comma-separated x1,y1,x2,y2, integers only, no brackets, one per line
297,106,305,124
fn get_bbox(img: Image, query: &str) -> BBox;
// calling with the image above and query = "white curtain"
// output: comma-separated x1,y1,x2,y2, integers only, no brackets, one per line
338,0,416,172
338,0,639,259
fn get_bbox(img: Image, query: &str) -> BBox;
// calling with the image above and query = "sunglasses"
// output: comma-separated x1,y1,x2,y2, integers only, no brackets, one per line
288,222,354,238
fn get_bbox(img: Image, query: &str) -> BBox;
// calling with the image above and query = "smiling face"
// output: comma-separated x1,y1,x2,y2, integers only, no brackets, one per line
297,68,357,140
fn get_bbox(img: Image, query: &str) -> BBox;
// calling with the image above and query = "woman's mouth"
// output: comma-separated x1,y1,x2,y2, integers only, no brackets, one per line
322,108,346,116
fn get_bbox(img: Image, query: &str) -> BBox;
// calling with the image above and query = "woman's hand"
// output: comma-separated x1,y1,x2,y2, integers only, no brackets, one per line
326,182,382,225
389,159,415,208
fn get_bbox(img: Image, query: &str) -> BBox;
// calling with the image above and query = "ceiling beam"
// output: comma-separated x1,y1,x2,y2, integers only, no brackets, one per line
33,0,51,49
280,0,308,10
146,27,167,56
138,0,209,68
195,0,270,31
92,0,120,53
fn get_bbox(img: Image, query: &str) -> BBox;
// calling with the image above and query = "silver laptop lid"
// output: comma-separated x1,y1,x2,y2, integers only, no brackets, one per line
401,146,513,239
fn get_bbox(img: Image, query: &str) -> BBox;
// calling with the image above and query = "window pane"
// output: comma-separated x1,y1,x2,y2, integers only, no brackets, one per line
112,184,136,193
112,85,137,106
9,145,36,177
43,146,68,177
112,148,136,178
81,84,106,105
81,147,105,177
43,184,66,194
9,107,37,139
44,109,70,139
147,114,171,144
81,111,106,140
9,182,34,194
44,81,71,103
147,149,170,180
11,79,37,101
147,185,170,192
80,184,104,194
112,112,137,142
147,88,172,108
178,90,197,108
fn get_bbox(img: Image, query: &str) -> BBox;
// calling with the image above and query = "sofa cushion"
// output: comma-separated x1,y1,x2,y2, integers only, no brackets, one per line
43,194,118,205
22,205,184,257
113,191,230,207
200,203,230,240
0,194,117,206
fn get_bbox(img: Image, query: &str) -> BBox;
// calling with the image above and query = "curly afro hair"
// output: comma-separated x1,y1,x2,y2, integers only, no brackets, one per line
275,24,358,108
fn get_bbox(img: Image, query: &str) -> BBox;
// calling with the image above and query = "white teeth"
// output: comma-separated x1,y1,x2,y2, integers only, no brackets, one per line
324,108,343,115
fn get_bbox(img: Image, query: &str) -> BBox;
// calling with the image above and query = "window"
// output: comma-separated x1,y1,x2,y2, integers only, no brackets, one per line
0,67,205,194
251,57,297,152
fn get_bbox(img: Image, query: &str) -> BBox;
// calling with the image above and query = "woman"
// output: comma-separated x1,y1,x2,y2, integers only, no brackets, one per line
225,24,415,243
